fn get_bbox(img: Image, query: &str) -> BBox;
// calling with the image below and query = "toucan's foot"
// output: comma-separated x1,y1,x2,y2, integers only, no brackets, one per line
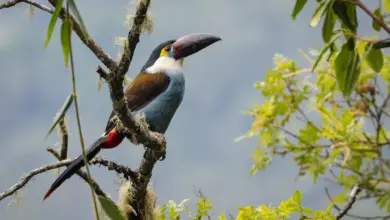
143,148,166,161
158,150,166,161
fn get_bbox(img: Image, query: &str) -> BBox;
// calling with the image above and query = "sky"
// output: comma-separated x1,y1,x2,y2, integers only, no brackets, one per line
0,0,387,219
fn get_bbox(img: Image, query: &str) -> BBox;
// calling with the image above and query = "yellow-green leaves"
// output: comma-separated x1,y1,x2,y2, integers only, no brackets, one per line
291,0,308,20
234,190,333,219
157,198,213,220
195,197,213,218
97,195,126,220
384,0,390,12
61,20,72,68
44,0,64,48
365,43,384,73
335,40,361,97
310,0,330,27
312,31,342,72
46,94,73,138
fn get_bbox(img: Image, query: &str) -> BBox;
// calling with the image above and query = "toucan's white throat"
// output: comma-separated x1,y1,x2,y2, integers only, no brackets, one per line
146,56,184,74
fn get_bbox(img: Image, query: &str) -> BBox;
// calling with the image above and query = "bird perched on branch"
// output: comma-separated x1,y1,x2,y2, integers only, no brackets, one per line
43,33,221,200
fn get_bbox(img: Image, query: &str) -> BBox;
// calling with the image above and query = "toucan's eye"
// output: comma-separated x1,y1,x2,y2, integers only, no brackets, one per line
165,46,171,51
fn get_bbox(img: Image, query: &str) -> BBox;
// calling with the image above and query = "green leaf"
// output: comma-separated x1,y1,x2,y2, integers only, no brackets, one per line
384,0,390,12
333,193,348,204
291,0,308,20
302,207,313,214
60,20,72,68
332,0,357,32
335,40,361,97
46,94,74,138
322,5,336,43
67,0,88,40
387,201,390,213
310,0,330,27
292,190,302,203
365,43,384,73
97,195,126,220
44,0,64,48
372,8,382,31
312,31,342,72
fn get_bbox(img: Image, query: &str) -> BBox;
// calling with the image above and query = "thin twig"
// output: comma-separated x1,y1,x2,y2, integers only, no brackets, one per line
90,157,138,180
0,159,72,200
325,187,388,220
354,0,390,35
0,0,22,9
336,184,361,219
45,0,117,70
47,148,107,197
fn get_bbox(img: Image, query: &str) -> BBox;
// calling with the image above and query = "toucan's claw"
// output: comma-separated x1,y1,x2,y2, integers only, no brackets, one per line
143,148,166,161
158,149,166,161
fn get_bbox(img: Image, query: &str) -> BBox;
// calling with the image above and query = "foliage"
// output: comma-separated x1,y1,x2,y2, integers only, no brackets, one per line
155,197,212,220
156,191,335,220
293,0,390,97
237,21,390,220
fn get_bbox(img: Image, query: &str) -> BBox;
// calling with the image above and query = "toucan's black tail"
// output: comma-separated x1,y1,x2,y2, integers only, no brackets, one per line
43,136,108,200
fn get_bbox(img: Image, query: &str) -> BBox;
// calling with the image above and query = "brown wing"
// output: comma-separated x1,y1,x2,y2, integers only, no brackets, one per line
104,72,170,132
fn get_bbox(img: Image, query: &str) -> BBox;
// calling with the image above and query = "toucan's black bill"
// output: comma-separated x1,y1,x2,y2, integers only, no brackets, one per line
172,33,221,60
43,136,107,200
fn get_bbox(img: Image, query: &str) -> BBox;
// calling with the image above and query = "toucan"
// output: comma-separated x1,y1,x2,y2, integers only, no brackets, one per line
43,33,221,200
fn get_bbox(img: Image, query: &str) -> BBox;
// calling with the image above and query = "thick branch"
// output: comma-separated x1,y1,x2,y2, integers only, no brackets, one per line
59,119,68,160
117,0,150,77
0,159,72,200
127,149,164,220
105,0,165,155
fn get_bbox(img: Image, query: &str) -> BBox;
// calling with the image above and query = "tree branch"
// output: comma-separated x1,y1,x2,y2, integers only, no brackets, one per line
47,148,107,197
326,187,388,220
117,0,150,77
336,184,361,220
127,149,164,220
104,0,165,153
45,0,117,70
354,0,390,35
90,157,138,180
59,119,68,160
0,159,72,200
1,0,117,70
0,0,22,9
96,65,108,80
2,1,166,219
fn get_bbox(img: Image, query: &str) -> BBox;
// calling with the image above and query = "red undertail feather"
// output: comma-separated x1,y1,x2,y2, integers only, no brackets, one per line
101,130,124,149
43,130,124,200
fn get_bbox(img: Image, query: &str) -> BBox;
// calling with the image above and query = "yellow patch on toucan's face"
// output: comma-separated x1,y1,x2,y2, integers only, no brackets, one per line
159,44,172,57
